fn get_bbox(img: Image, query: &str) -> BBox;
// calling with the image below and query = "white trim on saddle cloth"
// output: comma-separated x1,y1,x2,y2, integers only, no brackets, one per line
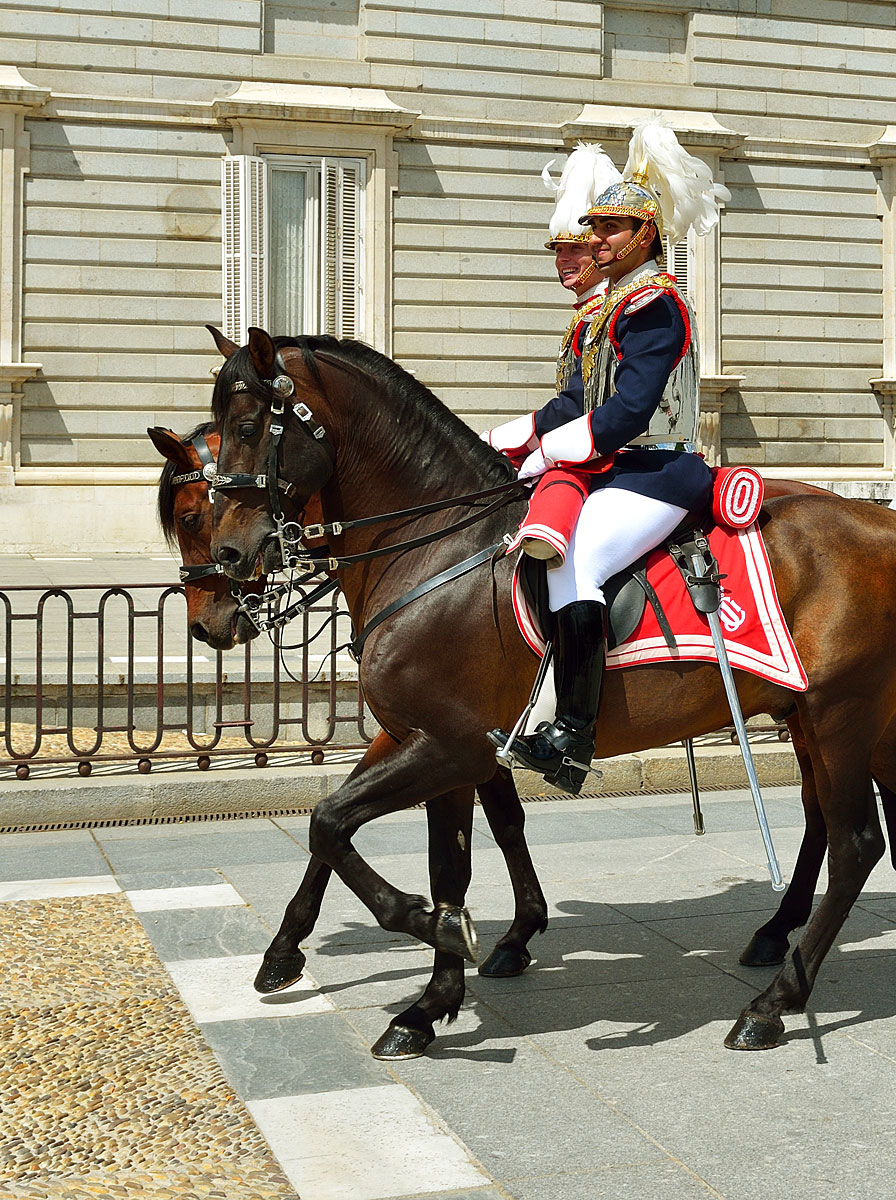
510,523,808,692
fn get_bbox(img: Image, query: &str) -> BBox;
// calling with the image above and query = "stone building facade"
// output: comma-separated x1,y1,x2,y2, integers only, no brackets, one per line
2,1,895,553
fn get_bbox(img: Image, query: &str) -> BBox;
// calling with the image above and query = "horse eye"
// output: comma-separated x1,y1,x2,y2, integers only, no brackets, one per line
179,512,201,531
239,422,258,440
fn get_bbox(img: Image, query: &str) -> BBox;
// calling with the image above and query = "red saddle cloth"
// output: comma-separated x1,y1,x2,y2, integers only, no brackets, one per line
512,521,808,692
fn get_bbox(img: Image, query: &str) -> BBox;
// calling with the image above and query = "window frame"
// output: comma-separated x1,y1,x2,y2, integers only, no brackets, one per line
221,152,368,345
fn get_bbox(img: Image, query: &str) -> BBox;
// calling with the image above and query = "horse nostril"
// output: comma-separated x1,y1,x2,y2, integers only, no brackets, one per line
190,623,210,644
215,545,242,566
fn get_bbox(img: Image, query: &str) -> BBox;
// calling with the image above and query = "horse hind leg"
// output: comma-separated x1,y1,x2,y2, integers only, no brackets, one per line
476,767,548,978
372,787,475,1060
727,711,885,1051
739,712,827,967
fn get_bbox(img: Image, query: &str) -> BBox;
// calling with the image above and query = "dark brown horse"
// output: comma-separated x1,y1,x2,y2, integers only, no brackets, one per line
149,420,552,1053
208,329,896,1055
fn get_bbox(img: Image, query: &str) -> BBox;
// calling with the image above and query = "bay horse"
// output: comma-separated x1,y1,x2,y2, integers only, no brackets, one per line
149,420,554,1050
206,327,896,1056
152,409,868,1054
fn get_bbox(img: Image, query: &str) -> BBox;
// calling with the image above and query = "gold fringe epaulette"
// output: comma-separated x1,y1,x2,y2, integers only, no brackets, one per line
581,273,682,387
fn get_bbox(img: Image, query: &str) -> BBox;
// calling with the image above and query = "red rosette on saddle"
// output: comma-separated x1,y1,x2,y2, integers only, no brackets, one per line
711,466,764,529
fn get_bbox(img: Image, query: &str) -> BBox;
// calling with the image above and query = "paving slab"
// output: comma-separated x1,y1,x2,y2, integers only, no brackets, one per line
3,784,896,1200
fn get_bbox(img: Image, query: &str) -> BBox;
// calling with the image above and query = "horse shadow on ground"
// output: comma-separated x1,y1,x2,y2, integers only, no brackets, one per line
301,879,896,1060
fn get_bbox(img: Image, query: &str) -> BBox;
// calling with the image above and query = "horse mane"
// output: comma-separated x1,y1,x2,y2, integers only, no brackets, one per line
211,335,515,486
157,419,216,546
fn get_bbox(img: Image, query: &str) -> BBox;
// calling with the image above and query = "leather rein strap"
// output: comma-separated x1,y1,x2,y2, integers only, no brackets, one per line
350,542,503,661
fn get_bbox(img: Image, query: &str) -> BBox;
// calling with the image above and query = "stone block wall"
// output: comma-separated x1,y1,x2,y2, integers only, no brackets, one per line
1,0,895,551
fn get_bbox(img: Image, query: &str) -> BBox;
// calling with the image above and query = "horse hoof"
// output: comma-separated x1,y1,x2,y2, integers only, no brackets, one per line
739,932,789,967
254,953,306,994
724,1010,785,1050
434,903,479,963
478,944,532,977
371,1022,435,1060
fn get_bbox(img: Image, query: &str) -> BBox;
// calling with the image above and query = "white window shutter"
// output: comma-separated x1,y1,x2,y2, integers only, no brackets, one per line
666,233,693,303
221,156,268,343
320,158,363,339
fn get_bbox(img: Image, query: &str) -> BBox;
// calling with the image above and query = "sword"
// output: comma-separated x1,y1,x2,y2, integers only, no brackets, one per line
690,550,786,892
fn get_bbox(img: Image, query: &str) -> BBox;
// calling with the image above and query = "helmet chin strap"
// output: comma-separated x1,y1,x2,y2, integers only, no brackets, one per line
610,219,656,266
573,257,598,290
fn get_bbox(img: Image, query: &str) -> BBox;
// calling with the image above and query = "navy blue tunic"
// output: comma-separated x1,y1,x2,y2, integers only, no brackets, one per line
534,292,712,511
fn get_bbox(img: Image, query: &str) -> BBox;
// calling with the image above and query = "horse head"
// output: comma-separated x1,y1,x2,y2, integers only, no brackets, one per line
149,422,266,650
209,326,338,580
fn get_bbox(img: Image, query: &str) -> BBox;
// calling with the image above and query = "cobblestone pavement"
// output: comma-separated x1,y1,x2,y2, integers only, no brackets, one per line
3,785,896,1199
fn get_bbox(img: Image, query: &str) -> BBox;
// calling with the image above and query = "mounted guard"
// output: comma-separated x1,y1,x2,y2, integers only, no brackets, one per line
489,117,730,796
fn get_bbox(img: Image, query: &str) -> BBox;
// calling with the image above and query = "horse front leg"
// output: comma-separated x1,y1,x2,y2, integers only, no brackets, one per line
477,766,549,978
727,708,885,1050
254,858,332,993
307,731,491,959
372,787,475,1060
254,731,398,994
739,713,827,967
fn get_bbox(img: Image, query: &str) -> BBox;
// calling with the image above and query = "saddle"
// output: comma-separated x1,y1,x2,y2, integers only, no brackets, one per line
518,526,715,654
517,465,763,652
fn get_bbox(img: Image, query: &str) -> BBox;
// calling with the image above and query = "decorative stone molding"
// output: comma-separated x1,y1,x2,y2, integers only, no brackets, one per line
0,363,42,486
870,377,896,473
697,375,744,467
561,105,745,153
213,83,419,131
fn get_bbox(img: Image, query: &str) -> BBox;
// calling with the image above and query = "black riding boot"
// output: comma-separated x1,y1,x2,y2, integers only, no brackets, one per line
489,600,605,796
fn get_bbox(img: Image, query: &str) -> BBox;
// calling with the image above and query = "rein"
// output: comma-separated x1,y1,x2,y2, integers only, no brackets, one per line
212,356,526,572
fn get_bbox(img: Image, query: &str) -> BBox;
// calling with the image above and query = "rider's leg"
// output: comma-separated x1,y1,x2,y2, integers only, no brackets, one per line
491,486,688,794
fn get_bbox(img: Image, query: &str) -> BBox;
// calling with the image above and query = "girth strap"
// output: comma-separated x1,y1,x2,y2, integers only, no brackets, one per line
350,542,502,660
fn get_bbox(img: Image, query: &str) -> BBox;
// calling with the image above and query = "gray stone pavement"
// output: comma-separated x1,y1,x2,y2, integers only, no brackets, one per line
3,783,896,1198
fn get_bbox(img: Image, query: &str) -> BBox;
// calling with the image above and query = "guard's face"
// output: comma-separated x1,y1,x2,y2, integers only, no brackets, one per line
586,216,640,269
554,242,595,292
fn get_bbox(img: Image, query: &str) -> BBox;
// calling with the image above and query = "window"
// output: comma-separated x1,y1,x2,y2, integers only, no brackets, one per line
221,154,365,344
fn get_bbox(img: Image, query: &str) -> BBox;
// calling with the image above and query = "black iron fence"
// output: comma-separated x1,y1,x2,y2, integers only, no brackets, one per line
1,582,376,779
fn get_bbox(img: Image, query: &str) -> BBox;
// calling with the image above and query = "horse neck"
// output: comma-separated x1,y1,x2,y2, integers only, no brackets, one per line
310,369,510,618
320,372,497,524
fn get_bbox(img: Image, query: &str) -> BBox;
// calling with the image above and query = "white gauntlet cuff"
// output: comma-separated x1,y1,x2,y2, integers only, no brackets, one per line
482,413,538,456
540,414,597,467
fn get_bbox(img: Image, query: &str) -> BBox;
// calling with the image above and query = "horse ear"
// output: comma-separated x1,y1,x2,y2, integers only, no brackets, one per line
207,325,239,359
147,426,192,467
247,326,278,379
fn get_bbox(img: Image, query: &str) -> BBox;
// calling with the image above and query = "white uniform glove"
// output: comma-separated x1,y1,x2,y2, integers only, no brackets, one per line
517,446,554,481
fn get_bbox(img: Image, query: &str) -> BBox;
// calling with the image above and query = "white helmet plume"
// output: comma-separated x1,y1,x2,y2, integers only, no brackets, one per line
623,116,730,244
542,142,623,242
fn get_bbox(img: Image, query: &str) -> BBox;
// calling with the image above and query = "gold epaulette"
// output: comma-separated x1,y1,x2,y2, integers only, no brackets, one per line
581,274,682,386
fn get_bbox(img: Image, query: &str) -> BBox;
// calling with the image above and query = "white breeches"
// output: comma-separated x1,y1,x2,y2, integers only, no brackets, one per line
546,486,688,612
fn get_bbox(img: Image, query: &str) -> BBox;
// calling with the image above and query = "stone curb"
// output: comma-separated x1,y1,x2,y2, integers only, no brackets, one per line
0,742,800,829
